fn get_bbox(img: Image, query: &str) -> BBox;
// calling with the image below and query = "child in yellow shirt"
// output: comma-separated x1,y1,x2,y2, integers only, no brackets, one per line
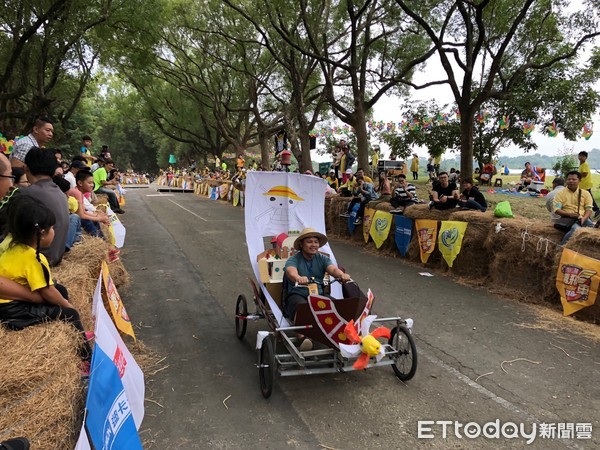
0,195,91,365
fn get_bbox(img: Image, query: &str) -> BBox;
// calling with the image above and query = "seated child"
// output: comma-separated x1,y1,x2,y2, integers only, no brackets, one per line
68,170,110,238
0,195,91,364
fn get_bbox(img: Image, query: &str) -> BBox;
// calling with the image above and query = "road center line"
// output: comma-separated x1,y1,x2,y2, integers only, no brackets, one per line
167,199,208,222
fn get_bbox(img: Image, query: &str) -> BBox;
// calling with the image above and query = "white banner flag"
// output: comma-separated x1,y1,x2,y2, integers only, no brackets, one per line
106,206,126,248
244,172,341,326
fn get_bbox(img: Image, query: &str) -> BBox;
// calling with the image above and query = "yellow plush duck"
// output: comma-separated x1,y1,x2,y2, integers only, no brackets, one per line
339,315,391,370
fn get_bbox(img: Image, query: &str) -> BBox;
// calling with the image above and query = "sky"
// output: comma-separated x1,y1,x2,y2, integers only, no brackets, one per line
371,79,600,160
312,34,600,163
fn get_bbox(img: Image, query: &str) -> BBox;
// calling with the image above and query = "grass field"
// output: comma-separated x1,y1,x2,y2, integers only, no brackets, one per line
407,174,600,221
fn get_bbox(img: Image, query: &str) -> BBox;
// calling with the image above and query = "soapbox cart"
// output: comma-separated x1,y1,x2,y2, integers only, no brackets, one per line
235,276,417,398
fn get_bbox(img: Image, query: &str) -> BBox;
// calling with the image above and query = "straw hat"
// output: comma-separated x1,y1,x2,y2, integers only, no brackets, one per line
293,227,328,250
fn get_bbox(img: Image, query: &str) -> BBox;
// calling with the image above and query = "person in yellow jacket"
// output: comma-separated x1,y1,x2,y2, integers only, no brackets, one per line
578,151,600,218
326,169,339,190
410,153,419,180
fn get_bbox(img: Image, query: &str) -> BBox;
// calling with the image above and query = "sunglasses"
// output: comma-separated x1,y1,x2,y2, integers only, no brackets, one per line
0,174,15,180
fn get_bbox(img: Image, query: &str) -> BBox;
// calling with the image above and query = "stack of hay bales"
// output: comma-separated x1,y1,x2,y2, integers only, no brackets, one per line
448,210,496,283
323,200,600,322
0,237,132,449
0,323,82,449
328,196,352,238
484,218,564,303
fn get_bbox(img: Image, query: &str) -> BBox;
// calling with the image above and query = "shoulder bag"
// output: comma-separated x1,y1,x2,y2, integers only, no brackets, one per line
554,189,581,232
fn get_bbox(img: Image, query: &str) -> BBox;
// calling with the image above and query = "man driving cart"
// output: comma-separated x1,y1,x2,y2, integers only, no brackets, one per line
284,227,352,325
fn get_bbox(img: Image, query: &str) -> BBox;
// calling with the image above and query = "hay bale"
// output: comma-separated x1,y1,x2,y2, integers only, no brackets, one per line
485,218,564,303
447,210,496,283
373,201,393,212
107,259,130,288
565,227,600,259
328,196,352,238
0,322,82,450
53,257,96,331
65,237,111,280
402,203,455,221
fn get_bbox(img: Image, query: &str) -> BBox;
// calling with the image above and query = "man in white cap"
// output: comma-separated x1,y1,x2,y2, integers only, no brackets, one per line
326,169,338,190
284,228,351,329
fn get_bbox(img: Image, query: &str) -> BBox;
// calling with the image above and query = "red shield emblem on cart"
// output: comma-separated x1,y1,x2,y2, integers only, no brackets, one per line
309,295,351,346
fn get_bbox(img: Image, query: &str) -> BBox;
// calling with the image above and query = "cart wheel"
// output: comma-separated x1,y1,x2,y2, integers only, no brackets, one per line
259,335,276,398
389,326,417,381
235,294,248,340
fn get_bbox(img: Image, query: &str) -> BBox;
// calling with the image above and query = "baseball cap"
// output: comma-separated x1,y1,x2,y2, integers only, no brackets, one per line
70,160,88,169
345,168,353,174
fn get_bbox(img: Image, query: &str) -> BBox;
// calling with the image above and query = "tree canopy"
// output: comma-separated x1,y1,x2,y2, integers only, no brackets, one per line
1,0,599,173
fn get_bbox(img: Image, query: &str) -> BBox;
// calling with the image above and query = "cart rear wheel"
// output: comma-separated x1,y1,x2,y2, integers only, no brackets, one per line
235,295,248,340
389,326,417,381
259,335,276,398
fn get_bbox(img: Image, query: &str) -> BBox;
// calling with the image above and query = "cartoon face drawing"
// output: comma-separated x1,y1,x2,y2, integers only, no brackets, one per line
255,185,305,227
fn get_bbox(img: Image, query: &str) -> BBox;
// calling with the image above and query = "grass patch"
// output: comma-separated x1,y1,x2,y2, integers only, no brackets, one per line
410,174,600,221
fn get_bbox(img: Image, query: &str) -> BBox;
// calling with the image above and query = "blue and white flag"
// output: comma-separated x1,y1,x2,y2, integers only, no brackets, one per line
75,275,145,449
84,342,142,450
394,215,413,256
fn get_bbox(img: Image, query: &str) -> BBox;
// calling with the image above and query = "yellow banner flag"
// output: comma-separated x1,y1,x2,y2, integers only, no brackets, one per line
438,221,468,268
220,183,229,198
369,211,393,249
556,248,600,316
233,188,240,206
101,261,136,340
363,208,375,243
415,219,438,263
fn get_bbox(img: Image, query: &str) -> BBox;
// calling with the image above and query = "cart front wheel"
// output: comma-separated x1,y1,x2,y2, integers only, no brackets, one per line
259,335,276,398
235,294,248,340
389,326,417,381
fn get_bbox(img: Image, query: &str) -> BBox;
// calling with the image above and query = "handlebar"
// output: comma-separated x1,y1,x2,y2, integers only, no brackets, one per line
294,277,353,288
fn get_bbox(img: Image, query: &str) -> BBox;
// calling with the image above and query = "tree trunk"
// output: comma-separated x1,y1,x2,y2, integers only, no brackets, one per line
460,112,474,178
354,107,370,171
258,131,271,171
299,134,312,173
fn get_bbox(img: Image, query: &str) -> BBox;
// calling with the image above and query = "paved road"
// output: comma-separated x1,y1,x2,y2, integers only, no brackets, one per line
120,187,600,449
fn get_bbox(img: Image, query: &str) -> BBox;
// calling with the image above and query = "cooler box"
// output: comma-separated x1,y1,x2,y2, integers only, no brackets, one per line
529,180,544,192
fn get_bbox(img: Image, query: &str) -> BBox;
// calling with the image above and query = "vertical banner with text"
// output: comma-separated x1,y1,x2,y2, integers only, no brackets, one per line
415,219,438,264
102,261,136,341
556,248,600,316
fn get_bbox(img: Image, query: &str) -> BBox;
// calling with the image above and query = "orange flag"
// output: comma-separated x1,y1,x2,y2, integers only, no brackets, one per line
556,249,600,316
101,261,136,340
415,219,438,263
